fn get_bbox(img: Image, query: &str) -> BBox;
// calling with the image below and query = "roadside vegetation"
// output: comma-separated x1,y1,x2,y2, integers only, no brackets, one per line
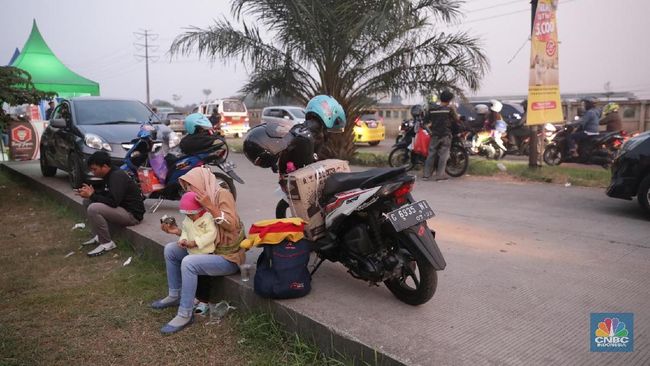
0,170,346,366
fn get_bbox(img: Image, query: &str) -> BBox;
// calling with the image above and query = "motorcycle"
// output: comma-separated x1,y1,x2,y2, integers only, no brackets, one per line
543,124,625,167
121,123,244,210
395,119,415,144
387,122,469,177
276,165,446,305
471,129,508,160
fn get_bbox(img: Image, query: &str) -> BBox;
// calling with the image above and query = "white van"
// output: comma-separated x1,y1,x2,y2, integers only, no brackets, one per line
198,99,250,137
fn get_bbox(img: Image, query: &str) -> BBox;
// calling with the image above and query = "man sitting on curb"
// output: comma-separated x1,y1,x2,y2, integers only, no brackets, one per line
76,151,145,257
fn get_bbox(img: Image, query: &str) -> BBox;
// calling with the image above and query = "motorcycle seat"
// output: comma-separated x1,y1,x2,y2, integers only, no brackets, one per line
323,167,407,199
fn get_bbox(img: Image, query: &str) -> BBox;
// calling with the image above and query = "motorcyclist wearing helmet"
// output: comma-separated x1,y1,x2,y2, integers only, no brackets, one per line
422,89,460,181
179,113,223,156
243,95,346,175
473,104,490,131
486,99,504,131
599,102,622,132
568,97,601,157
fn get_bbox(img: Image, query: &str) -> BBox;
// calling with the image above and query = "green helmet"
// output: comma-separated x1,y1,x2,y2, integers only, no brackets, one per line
603,102,620,115
305,95,346,133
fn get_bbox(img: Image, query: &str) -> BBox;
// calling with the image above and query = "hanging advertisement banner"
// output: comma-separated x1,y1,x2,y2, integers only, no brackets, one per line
527,0,564,125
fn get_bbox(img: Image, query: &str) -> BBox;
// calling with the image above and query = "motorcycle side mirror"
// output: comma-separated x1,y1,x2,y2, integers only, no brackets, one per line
50,118,67,129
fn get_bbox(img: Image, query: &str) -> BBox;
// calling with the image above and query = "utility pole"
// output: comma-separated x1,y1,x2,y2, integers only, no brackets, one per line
528,0,541,168
134,29,159,105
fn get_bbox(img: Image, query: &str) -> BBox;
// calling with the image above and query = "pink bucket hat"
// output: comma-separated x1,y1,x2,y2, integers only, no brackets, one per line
179,192,203,214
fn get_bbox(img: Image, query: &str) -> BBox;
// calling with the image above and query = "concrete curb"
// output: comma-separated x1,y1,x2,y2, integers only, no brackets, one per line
0,162,404,366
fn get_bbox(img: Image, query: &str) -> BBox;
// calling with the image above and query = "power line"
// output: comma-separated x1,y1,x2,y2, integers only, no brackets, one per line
466,0,525,14
134,29,159,105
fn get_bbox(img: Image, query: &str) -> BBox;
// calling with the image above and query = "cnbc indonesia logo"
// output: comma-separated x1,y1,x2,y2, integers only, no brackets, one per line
591,313,634,352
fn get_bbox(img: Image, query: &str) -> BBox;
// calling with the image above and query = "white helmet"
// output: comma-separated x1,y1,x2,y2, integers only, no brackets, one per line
489,100,503,113
474,104,489,114
543,123,557,132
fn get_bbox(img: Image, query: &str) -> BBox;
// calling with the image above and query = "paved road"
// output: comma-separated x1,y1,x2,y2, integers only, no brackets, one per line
6,155,649,365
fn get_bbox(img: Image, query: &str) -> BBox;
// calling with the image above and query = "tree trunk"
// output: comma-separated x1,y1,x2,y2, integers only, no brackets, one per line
321,123,356,160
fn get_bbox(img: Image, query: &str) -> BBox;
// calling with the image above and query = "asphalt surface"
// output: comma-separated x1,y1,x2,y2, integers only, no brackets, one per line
5,155,649,365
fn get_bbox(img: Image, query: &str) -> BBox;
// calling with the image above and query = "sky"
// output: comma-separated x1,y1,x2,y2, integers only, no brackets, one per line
2,0,649,105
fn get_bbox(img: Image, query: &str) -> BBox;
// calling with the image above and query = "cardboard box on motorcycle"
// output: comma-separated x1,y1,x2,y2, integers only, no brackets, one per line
284,159,350,240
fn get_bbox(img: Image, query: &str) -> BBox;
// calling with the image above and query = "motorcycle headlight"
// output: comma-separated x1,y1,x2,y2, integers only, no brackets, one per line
168,132,181,148
84,133,112,151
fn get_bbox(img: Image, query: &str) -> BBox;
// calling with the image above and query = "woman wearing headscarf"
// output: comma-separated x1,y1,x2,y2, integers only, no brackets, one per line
151,166,245,334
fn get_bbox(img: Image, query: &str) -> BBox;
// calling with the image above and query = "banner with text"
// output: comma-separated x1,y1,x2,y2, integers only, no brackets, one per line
527,0,564,125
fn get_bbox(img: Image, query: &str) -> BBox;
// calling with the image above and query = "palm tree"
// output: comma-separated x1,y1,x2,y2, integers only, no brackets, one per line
171,0,488,158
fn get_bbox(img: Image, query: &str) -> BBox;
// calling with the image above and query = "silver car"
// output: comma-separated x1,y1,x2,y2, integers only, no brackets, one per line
261,106,305,125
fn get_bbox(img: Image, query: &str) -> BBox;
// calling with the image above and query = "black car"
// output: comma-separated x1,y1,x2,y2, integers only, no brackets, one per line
606,131,650,213
40,97,177,188
457,101,524,130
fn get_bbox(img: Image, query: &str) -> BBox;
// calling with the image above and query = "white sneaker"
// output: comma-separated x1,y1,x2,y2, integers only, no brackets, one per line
87,241,117,257
82,235,99,246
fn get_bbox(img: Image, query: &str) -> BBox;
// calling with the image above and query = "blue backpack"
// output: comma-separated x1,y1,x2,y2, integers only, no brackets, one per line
254,239,312,299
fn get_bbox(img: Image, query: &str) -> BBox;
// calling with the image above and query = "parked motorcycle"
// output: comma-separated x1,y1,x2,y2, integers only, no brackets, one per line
121,123,244,208
543,124,625,167
276,166,446,305
395,119,415,144
388,123,469,177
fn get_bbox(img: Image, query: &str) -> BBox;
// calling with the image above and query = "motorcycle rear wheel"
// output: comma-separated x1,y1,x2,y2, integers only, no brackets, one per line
213,172,237,200
384,234,438,306
388,147,414,170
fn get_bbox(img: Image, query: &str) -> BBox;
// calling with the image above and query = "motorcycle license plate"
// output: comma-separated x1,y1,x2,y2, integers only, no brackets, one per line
387,200,435,232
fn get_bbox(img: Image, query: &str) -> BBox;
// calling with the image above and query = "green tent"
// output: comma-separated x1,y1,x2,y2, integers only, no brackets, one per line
11,20,100,97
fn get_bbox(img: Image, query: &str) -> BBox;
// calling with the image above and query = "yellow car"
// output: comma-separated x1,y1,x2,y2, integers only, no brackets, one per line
353,112,385,146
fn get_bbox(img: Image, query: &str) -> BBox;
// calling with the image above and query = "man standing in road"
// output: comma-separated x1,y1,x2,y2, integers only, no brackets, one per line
45,101,55,120
76,151,145,257
209,109,221,129
422,90,460,181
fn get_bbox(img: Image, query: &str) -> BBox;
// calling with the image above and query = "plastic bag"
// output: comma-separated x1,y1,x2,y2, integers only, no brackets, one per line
413,128,431,157
148,152,168,183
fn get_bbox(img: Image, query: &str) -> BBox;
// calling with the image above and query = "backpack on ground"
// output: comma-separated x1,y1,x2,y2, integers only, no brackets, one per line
254,238,312,299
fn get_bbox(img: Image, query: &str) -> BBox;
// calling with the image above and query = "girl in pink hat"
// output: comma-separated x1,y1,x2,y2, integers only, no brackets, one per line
177,191,217,255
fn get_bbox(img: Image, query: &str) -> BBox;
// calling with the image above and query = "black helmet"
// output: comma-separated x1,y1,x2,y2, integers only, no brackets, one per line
243,121,292,168
440,90,454,103
410,105,424,119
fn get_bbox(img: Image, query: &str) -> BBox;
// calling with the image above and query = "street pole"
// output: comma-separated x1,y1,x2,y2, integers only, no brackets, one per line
134,29,159,106
528,0,541,168
144,30,150,106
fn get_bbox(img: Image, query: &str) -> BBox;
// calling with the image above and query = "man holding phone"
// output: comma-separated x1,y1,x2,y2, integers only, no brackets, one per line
76,151,145,257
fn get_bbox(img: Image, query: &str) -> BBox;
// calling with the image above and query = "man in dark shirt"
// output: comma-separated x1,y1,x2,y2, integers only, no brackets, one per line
45,101,55,120
76,151,145,257
422,90,460,181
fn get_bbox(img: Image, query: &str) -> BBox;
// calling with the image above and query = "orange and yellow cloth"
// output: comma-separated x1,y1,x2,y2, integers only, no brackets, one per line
239,218,306,249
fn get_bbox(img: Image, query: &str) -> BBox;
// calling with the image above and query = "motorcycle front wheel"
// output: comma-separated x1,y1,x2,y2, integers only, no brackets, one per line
543,145,562,166
445,145,469,177
213,172,237,200
388,147,414,170
384,234,438,305
275,199,290,219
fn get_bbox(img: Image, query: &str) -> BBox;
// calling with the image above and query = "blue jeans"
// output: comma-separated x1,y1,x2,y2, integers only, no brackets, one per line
164,242,239,317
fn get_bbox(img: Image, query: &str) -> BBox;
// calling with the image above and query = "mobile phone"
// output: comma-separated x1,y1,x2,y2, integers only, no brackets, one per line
160,215,177,226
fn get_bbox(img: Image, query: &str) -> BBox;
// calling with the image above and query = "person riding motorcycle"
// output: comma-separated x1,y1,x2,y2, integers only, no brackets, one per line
179,113,223,156
568,97,601,157
506,99,531,154
600,102,622,132
243,95,346,175
473,104,490,131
